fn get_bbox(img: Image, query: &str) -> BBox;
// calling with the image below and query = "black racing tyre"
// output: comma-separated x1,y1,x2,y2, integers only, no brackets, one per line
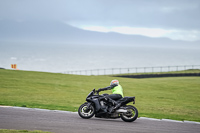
78,103,95,119
120,105,138,122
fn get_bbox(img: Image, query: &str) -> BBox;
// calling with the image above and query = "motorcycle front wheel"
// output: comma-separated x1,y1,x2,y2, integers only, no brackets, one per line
78,103,95,119
120,105,138,122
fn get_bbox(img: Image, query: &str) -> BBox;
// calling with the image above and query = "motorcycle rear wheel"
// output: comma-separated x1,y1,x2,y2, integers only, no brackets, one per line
120,105,138,122
78,103,95,119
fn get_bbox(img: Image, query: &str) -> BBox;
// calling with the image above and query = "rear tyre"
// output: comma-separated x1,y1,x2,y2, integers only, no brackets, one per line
120,105,138,122
78,103,95,119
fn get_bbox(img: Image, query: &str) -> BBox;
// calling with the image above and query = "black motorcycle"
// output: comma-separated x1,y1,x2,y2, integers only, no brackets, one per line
78,88,138,122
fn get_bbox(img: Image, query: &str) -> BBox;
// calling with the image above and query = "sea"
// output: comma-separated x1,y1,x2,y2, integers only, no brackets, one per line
1,42,200,75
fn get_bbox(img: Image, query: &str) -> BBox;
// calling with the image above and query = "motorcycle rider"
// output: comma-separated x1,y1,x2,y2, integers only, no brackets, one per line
97,79,124,113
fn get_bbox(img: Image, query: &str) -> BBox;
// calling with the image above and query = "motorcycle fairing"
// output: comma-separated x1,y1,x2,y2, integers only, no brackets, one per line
86,97,101,112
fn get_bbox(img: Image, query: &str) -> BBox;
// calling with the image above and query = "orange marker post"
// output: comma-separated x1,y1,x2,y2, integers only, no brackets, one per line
11,64,17,69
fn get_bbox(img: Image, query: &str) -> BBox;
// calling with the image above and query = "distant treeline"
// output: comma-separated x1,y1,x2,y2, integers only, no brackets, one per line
115,73,200,78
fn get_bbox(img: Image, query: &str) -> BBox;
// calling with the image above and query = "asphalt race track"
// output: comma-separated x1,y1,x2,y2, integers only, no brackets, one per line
0,106,200,133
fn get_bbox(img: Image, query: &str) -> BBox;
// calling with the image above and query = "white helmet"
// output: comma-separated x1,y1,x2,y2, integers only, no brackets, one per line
110,79,119,86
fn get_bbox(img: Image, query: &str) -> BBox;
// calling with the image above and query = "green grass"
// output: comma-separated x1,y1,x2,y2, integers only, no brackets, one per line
0,69,200,122
0,129,51,133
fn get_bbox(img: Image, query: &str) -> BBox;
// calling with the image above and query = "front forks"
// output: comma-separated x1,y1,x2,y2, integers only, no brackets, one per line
85,102,92,112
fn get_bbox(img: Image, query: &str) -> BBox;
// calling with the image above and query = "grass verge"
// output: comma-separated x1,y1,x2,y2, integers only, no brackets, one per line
0,69,200,122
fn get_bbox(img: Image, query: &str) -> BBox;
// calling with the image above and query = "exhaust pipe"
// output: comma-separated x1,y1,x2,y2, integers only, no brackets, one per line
115,109,127,113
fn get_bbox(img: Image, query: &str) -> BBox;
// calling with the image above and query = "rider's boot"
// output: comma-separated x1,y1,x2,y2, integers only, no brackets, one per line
113,103,121,110
104,96,121,114
108,99,121,114
109,103,121,113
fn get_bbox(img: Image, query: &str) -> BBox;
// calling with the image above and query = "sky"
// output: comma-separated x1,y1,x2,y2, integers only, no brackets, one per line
0,0,200,41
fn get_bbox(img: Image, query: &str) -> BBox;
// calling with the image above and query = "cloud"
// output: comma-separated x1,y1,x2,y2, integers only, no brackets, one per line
81,26,170,37
11,57,17,60
0,0,200,41
65,0,200,29
81,26,200,41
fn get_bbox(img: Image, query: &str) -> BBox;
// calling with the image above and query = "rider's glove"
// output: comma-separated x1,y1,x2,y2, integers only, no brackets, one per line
110,84,117,89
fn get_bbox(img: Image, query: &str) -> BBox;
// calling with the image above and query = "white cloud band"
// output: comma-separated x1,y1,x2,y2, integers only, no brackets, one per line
81,26,200,41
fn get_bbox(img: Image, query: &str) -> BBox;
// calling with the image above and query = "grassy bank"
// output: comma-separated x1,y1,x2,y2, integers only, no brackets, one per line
0,69,200,122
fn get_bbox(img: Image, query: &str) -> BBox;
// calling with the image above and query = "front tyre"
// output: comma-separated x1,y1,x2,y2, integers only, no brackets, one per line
78,103,95,119
120,105,138,122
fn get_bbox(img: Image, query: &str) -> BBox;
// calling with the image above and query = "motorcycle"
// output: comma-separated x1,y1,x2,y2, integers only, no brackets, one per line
78,88,138,122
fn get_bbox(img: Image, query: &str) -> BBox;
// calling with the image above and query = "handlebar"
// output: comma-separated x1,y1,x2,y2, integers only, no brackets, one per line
95,88,103,95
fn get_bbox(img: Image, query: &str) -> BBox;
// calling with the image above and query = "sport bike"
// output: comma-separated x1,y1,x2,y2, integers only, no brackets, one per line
78,88,138,122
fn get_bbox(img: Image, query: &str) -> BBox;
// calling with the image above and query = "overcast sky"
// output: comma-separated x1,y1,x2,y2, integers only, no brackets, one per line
0,0,200,41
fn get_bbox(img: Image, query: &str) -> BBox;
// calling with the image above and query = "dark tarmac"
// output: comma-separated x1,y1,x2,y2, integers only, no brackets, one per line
0,106,199,133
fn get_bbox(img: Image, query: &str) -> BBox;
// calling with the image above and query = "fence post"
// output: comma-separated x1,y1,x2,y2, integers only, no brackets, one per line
64,65,199,75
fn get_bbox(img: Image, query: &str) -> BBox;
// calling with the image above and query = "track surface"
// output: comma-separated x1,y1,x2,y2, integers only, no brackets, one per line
0,106,200,133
